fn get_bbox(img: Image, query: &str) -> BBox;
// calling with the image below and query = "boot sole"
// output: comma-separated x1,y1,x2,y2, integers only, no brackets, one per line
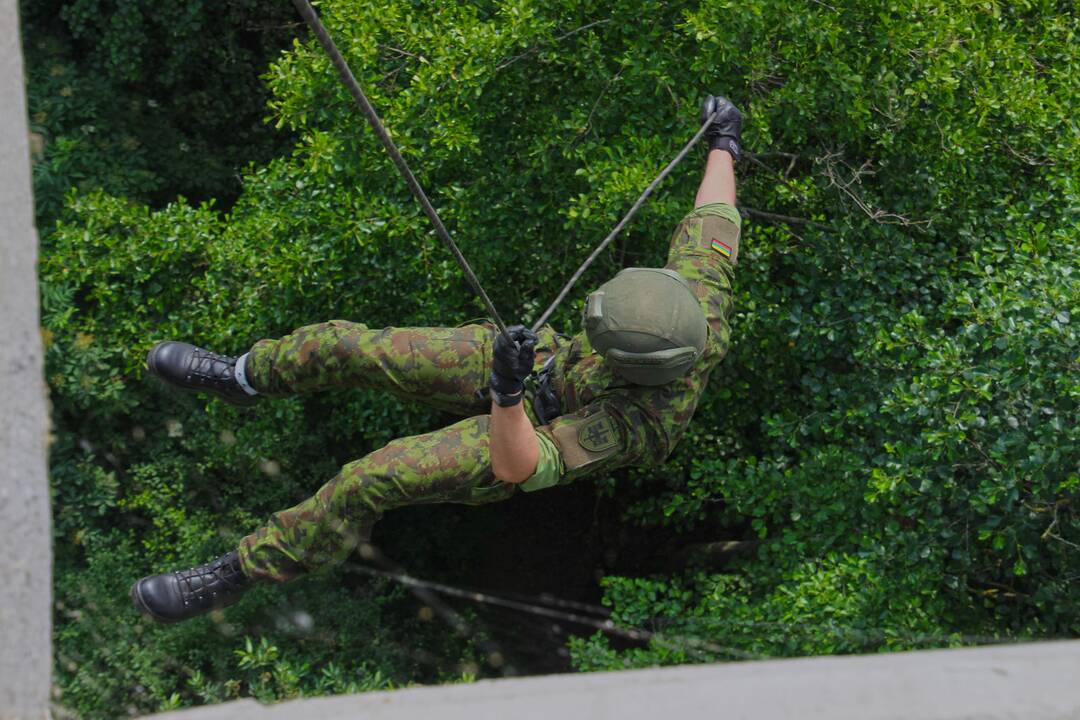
146,342,260,407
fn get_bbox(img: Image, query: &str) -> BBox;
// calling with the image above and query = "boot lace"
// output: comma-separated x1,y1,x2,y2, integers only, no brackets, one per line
187,348,238,388
175,553,246,605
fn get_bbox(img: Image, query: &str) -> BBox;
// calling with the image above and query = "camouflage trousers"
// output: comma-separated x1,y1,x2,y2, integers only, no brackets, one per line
236,321,552,582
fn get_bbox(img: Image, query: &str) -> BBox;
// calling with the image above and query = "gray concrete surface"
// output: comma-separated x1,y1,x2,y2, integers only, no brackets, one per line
153,640,1080,720
0,2,52,719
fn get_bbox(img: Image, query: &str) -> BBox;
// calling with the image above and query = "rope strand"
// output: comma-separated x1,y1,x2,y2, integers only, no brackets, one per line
530,114,716,332
291,0,512,340
344,560,762,661
293,0,716,338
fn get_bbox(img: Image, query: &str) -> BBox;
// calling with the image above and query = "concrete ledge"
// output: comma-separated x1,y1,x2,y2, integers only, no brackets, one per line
0,0,52,717
153,640,1080,720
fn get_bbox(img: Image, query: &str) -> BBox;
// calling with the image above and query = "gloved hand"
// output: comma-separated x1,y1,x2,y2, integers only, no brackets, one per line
490,325,539,407
700,95,743,161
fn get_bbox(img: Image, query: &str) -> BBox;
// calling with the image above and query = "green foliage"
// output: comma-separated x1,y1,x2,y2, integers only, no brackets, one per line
32,0,1078,715
54,543,478,715
22,0,297,224
570,554,956,671
576,0,1080,666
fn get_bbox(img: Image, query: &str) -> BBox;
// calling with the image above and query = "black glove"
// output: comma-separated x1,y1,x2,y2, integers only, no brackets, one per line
700,95,743,161
490,325,538,407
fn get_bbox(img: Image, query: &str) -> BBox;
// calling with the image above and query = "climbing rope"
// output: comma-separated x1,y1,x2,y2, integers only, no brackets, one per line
530,114,715,332
292,0,713,338
291,0,512,340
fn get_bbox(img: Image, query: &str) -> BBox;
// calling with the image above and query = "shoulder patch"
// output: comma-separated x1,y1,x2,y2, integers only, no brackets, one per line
578,414,619,453
544,408,624,478
700,215,739,265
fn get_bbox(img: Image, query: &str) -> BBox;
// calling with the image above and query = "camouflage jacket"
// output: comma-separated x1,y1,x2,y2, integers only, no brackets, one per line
527,202,740,486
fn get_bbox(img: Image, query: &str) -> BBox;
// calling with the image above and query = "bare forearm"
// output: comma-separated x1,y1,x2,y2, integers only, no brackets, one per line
490,400,539,483
695,148,737,208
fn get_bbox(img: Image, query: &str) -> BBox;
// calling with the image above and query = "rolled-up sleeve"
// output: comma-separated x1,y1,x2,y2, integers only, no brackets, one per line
524,391,669,490
664,202,739,349
519,430,564,492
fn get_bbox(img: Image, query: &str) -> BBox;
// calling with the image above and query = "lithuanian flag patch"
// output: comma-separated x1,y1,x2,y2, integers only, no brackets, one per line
710,238,733,259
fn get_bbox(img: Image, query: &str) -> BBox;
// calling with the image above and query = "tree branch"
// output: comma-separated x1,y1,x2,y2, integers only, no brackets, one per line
495,18,612,71
818,151,932,230
739,206,833,232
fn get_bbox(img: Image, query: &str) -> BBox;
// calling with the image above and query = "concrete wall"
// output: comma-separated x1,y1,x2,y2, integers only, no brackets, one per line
0,2,52,719
153,640,1080,720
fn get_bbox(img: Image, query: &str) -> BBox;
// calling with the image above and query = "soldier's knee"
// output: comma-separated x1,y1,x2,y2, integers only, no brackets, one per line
322,457,401,510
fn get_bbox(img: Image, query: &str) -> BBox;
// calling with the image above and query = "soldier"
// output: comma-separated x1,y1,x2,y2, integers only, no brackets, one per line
130,95,744,623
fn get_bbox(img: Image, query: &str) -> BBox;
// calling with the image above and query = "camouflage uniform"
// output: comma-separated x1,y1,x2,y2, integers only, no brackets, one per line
238,203,740,582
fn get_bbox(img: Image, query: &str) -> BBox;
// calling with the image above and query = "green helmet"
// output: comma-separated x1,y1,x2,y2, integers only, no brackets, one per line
583,268,707,386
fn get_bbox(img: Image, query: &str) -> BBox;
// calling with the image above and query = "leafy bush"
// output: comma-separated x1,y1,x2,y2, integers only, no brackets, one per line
22,0,297,224
572,0,1079,665
33,0,1078,715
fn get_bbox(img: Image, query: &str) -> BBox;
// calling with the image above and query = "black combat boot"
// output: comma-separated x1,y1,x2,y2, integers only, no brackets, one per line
131,551,252,624
147,341,259,406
